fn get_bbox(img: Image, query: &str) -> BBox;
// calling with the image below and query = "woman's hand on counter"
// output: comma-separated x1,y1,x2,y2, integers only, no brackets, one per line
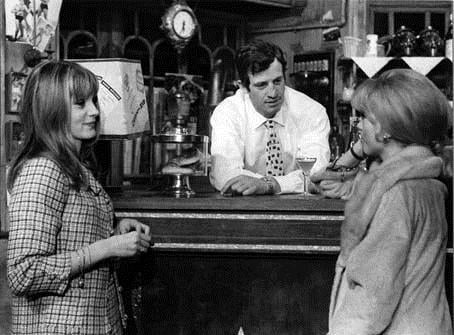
316,179,354,199
311,165,358,199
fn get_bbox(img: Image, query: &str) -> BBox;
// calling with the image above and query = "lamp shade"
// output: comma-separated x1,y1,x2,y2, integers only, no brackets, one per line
73,58,149,137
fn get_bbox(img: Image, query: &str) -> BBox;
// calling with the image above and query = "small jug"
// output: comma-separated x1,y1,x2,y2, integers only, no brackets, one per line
365,34,379,57
416,26,443,56
391,26,417,56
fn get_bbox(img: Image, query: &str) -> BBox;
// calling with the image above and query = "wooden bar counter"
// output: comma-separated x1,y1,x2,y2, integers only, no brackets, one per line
112,188,345,253
111,184,345,335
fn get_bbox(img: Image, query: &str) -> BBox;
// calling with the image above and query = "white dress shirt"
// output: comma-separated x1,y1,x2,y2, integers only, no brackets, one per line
210,86,330,194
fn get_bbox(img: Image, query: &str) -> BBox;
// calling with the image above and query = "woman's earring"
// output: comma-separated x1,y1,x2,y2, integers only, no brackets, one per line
382,134,392,143
374,133,392,143
375,133,391,143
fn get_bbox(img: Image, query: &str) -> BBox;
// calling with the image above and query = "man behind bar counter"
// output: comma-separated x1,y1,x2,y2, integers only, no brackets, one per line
210,40,330,195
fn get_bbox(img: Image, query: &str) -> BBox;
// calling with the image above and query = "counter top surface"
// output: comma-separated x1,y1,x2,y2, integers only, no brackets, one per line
111,188,346,213
110,184,346,251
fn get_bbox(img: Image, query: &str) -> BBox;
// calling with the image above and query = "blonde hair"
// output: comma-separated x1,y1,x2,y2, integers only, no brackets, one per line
351,69,450,146
8,60,100,190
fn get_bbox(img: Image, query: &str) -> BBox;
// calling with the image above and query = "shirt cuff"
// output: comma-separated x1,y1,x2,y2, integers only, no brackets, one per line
274,171,304,194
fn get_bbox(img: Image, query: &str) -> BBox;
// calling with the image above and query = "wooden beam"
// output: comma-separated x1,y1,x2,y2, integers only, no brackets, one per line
0,0,7,232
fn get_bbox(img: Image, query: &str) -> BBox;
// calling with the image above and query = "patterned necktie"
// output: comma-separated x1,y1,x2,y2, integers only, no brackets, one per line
264,120,284,176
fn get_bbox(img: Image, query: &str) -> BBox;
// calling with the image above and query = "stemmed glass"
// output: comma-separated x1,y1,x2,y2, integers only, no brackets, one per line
295,147,317,196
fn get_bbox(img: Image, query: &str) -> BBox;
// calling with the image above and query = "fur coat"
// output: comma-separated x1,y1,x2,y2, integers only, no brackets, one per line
328,145,452,335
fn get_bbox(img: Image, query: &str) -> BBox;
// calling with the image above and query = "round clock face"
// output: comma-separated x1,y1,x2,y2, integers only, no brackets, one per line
172,10,196,39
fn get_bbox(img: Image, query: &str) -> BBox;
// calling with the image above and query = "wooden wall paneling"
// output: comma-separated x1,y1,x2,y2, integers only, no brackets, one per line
248,0,346,34
66,30,100,59
347,0,368,39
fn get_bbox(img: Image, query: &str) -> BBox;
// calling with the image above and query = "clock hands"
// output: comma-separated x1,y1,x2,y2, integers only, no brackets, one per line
161,4,197,52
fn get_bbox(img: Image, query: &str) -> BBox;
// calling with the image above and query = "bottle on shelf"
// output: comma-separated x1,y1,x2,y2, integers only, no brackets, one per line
445,13,453,60
329,124,345,162
348,116,361,150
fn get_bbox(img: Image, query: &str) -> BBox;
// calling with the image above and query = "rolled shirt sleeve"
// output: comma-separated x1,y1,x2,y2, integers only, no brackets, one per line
7,158,72,297
210,99,264,190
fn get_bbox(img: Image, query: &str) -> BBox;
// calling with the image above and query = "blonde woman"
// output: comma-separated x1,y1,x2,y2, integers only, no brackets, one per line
323,69,452,334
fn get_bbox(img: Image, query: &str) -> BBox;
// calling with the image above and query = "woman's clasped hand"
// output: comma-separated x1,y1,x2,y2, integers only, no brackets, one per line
111,218,152,257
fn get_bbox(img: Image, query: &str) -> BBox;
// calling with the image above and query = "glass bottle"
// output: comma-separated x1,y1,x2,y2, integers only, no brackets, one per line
348,116,361,150
329,125,345,161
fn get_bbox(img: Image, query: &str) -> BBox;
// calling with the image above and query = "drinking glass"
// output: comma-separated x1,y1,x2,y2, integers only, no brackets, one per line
295,148,317,196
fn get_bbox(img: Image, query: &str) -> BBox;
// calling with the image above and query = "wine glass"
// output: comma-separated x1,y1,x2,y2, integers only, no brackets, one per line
295,148,317,196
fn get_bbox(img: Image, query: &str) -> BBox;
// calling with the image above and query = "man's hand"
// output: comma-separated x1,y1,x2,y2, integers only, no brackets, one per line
221,175,280,196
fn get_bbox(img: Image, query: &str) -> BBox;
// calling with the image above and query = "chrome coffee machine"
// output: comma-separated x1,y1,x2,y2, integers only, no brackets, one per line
151,73,208,198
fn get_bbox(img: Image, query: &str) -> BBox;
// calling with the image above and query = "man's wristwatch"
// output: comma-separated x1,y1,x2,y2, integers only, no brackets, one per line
261,176,275,195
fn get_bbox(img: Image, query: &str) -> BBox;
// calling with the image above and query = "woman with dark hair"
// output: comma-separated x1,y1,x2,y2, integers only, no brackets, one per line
7,60,152,335
210,39,330,195
323,69,452,334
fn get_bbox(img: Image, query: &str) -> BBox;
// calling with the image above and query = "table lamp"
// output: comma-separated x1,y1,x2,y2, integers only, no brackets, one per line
72,58,151,189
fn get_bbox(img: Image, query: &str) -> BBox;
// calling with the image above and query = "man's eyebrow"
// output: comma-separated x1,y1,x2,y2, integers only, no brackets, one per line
252,80,267,86
252,75,284,86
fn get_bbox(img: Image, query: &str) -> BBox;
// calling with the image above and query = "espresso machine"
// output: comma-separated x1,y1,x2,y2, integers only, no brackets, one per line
151,73,209,198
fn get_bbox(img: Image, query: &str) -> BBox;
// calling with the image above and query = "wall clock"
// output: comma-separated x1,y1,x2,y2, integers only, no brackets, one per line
161,0,198,53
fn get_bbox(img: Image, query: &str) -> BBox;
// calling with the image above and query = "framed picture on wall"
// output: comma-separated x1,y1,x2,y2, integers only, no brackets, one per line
6,72,27,113
5,121,25,163
5,0,62,51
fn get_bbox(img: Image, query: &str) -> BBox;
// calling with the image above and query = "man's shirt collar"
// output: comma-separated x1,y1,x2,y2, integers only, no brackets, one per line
242,88,287,129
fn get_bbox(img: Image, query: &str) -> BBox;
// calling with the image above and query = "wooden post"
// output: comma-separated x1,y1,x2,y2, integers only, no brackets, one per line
348,0,367,39
0,0,8,232
108,140,124,191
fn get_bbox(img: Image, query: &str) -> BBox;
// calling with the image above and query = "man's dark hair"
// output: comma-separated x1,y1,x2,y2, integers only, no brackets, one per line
235,40,287,89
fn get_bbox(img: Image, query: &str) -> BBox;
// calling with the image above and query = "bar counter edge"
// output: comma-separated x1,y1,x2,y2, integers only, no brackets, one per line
111,190,346,253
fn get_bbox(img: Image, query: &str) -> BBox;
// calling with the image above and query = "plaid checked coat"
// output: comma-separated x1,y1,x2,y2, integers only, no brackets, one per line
7,157,124,335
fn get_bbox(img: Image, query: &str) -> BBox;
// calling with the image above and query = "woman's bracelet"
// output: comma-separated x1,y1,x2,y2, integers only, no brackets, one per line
350,145,366,161
77,249,85,288
86,246,92,269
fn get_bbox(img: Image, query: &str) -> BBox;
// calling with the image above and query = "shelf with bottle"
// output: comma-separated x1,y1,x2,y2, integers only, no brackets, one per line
291,54,333,89
337,55,453,104
292,59,330,74
337,56,452,79
328,123,345,162
291,50,337,124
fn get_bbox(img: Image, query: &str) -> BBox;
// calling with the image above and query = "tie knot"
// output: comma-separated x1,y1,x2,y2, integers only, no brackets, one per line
264,120,275,129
